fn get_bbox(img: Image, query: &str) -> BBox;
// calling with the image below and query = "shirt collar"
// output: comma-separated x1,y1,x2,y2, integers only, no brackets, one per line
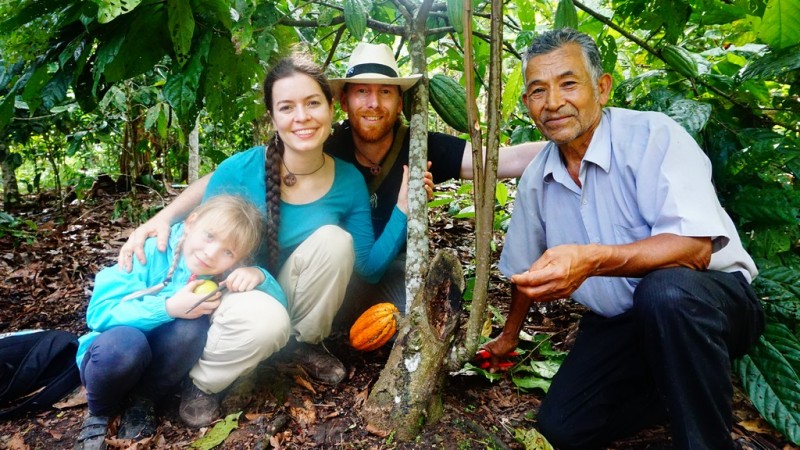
541,108,612,182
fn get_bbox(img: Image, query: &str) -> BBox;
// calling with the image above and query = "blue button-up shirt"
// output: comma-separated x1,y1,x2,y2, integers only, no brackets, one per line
499,107,757,317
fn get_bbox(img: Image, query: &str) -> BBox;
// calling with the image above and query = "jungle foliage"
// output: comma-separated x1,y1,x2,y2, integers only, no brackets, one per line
0,0,799,443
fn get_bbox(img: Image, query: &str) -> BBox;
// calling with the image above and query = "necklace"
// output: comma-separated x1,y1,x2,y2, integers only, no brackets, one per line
355,148,382,175
282,156,325,186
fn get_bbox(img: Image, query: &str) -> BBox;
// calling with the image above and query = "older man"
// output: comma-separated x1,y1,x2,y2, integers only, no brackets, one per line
482,29,764,450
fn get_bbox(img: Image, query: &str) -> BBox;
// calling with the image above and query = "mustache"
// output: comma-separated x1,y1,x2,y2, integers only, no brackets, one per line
540,106,577,122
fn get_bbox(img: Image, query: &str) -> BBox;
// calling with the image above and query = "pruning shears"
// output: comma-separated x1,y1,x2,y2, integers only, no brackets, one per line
474,349,519,370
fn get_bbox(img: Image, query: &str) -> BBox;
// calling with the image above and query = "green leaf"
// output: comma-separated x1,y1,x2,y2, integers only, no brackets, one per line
502,66,522,125
757,0,800,50
168,0,195,67
164,31,210,131
21,64,49,113
495,182,509,207
665,99,712,137
446,0,463,33
190,412,241,449
511,373,551,392
554,0,579,29
95,0,143,24
735,324,800,444
102,7,170,82
514,427,555,450
741,44,800,80
0,96,14,133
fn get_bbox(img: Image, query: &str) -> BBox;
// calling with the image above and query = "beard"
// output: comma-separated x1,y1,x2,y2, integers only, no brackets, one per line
349,109,397,143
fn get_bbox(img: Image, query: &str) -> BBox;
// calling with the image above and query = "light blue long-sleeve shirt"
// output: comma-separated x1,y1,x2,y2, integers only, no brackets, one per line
500,107,757,317
76,223,286,367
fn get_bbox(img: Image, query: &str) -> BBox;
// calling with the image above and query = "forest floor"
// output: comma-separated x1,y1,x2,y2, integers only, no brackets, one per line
0,186,795,450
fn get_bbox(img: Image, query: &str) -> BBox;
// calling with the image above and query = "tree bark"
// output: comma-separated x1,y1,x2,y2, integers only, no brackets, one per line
187,118,200,183
361,249,464,441
0,143,21,208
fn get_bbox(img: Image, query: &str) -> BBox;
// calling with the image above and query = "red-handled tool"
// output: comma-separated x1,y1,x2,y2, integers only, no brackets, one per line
474,349,519,370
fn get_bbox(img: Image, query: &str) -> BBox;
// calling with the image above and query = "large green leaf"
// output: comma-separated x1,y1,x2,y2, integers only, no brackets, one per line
168,0,194,67
0,95,14,133
664,99,712,137
204,34,263,126
101,6,170,82
0,0,64,33
753,267,800,322
757,0,800,50
501,66,522,125
164,31,210,131
741,44,800,80
735,323,800,444
728,186,800,226
94,0,143,24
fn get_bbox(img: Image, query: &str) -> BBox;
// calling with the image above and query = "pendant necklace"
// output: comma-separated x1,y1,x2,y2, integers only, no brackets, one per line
355,148,382,175
282,156,326,187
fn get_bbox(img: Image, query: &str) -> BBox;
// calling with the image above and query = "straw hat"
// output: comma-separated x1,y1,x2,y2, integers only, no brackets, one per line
329,43,422,98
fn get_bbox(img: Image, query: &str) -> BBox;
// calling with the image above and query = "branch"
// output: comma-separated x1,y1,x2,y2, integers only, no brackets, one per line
323,25,347,70
571,0,800,134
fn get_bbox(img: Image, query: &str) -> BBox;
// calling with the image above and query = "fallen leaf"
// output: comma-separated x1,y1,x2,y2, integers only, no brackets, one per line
293,373,317,394
738,418,774,434
6,433,29,450
54,386,87,409
365,423,390,438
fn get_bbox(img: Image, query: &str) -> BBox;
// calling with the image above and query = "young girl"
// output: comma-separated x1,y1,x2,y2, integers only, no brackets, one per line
74,195,286,450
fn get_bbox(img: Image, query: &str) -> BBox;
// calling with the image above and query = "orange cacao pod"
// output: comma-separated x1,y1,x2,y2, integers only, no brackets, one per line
349,303,399,351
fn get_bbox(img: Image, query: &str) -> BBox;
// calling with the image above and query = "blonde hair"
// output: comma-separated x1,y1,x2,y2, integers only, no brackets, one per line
185,195,264,263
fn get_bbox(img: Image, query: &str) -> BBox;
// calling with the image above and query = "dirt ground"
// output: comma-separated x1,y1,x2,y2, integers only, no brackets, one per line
0,188,795,450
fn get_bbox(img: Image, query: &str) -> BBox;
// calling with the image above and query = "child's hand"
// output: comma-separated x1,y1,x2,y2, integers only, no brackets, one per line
224,267,266,293
166,280,222,319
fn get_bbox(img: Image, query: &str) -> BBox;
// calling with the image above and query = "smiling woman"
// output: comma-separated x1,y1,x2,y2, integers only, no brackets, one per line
97,51,414,430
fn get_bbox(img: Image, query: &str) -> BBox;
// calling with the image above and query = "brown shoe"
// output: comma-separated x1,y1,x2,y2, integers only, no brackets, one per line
179,381,220,428
292,342,346,384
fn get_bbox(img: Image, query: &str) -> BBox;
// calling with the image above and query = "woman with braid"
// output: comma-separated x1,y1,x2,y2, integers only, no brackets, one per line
110,52,409,428
74,195,284,450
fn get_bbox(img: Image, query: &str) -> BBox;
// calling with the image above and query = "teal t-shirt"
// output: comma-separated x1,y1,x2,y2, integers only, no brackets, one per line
204,146,407,283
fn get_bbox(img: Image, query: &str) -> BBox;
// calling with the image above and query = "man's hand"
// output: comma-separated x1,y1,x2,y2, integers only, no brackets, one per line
225,267,267,293
479,333,521,373
118,217,173,272
510,244,598,301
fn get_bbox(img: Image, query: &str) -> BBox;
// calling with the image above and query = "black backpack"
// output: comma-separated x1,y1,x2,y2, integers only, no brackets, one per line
0,329,81,419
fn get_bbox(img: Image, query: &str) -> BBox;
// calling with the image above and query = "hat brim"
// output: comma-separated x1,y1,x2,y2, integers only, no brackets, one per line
330,74,422,99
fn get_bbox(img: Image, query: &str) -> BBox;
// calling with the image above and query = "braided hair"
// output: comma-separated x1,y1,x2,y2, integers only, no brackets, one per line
261,52,334,273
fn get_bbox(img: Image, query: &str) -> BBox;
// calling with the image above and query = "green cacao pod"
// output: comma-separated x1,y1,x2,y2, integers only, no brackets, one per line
429,74,469,133
447,0,464,33
661,45,699,79
344,0,371,41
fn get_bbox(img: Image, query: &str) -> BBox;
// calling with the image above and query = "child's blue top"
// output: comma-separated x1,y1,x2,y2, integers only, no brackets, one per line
204,147,407,283
76,222,286,367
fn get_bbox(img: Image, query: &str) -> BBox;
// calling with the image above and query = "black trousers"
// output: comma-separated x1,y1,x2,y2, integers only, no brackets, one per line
537,268,764,450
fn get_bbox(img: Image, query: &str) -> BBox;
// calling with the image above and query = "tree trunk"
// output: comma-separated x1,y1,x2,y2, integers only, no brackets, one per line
187,119,200,183
460,0,503,363
0,143,21,208
361,250,464,440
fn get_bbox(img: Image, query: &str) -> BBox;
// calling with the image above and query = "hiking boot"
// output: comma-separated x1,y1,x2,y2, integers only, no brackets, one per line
117,395,157,440
74,413,108,450
292,342,346,384
179,381,220,428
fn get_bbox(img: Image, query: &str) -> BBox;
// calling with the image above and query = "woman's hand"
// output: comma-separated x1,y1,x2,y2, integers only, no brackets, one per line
118,217,172,272
225,267,266,293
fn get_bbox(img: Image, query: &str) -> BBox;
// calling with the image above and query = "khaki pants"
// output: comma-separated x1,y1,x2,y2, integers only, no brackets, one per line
190,225,354,394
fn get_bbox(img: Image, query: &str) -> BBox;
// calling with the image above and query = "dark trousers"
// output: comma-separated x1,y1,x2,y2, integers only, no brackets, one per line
537,268,764,450
80,318,210,416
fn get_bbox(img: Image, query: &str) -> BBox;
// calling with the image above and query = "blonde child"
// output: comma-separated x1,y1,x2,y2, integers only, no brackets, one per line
74,195,287,450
